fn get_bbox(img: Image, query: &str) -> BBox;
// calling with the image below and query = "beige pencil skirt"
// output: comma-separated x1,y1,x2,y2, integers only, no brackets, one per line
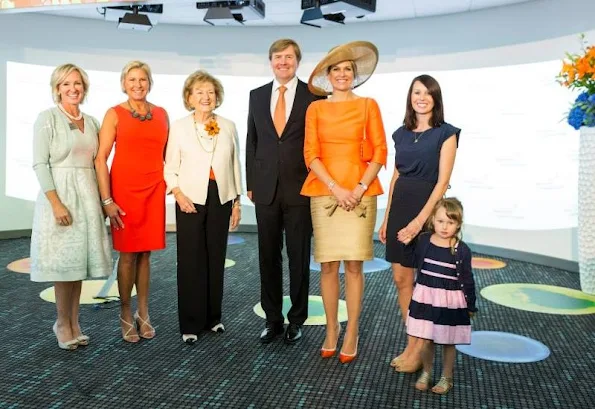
311,195,377,263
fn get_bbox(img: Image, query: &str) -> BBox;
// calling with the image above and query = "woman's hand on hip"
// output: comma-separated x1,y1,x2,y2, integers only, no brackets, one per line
397,218,422,244
104,202,126,229
229,206,241,230
175,191,197,214
52,202,72,226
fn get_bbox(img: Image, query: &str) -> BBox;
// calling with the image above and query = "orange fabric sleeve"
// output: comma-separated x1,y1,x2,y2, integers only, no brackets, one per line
367,99,388,166
304,102,320,169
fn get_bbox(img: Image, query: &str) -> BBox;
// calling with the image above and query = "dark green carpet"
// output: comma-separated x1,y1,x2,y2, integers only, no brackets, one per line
0,233,593,408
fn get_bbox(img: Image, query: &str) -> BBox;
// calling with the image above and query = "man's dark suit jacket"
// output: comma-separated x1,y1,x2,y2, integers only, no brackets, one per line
246,79,320,206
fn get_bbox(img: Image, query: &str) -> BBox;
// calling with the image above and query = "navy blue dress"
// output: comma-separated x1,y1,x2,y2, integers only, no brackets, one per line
385,123,460,266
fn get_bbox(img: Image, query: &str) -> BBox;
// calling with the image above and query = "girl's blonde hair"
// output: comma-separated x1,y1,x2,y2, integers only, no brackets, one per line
427,197,464,253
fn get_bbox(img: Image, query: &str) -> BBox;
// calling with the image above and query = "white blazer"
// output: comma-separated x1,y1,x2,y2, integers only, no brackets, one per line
164,113,243,205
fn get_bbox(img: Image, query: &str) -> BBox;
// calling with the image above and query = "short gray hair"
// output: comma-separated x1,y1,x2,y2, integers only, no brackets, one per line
50,64,90,104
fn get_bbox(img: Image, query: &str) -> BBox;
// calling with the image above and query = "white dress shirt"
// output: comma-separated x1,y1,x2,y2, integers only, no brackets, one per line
164,113,243,205
270,75,298,122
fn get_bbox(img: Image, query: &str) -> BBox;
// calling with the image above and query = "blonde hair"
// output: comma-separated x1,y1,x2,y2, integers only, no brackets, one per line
182,70,225,111
120,60,153,93
50,64,90,104
268,38,302,63
427,197,464,252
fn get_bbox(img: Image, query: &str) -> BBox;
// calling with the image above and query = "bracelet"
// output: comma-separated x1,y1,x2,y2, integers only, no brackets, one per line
233,200,241,208
327,180,336,191
358,181,369,191
101,197,113,206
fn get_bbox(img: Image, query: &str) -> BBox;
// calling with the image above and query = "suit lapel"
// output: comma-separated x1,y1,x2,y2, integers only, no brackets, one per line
285,80,306,131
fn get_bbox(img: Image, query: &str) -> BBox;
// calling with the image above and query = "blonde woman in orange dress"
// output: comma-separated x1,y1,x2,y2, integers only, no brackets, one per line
301,41,387,363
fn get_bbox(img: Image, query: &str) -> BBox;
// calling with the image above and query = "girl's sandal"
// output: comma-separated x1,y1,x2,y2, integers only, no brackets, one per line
415,371,432,391
390,355,403,368
431,376,454,395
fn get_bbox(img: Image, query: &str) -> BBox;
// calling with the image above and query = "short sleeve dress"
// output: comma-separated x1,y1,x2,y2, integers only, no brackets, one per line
30,108,113,282
109,105,168,252
385,123,460,266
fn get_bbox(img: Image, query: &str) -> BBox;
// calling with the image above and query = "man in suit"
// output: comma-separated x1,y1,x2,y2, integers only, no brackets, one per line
246,39,320,344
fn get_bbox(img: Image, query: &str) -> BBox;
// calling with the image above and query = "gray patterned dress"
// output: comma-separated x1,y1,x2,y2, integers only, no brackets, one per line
30,107,112,282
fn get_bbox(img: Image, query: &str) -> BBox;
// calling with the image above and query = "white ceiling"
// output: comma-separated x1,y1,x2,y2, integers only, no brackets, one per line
38,0,536,26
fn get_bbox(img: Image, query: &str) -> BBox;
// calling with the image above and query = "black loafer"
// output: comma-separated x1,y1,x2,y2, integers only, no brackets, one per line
284,323,302,344
260,322,284,343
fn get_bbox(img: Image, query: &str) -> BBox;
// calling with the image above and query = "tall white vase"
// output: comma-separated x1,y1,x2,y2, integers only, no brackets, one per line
578,126,595,294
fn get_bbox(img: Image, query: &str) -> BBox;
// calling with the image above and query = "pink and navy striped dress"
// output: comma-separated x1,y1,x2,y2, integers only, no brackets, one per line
406,242,471,345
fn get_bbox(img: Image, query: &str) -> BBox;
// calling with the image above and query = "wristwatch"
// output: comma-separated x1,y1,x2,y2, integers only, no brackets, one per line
358,181,368,191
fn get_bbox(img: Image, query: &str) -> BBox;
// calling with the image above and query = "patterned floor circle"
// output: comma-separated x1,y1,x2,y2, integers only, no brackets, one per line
225,259,236,268
456,331,550,363
309,256,391,274
39,280,137,304
253,295,348,326
481,283,595,314
472,257,507,269
227,235,245,245
6,257,31,274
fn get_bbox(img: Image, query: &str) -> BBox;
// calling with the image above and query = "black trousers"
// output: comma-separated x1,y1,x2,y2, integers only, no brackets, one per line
176,180,232,334
255,181,312,325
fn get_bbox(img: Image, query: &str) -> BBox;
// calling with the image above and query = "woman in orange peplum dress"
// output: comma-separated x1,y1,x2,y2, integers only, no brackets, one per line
95,61,168,343
301,41,387,364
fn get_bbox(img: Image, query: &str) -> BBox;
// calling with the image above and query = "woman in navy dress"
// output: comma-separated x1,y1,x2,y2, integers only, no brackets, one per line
379,74,460,372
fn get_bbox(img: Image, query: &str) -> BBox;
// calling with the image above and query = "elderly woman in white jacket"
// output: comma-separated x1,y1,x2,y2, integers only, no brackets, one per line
164,70,242,344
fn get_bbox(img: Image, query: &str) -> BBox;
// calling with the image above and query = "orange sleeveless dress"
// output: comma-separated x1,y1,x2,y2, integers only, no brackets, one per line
110,105,168,252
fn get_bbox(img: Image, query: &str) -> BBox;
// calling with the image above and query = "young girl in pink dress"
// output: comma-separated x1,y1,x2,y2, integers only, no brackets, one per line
405,197,477,394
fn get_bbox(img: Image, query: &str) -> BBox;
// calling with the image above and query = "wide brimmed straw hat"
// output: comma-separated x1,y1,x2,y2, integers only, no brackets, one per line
308,40,379,97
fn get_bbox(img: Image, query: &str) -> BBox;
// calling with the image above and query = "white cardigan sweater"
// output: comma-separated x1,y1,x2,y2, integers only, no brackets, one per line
164,113,243,205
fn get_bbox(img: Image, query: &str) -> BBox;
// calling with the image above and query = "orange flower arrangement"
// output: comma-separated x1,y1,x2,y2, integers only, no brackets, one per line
558,35,595,129
558,35,595,92
205,118,220,136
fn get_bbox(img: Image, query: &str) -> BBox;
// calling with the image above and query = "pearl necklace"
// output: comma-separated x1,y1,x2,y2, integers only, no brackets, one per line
58,104,83,121
194,116,218,154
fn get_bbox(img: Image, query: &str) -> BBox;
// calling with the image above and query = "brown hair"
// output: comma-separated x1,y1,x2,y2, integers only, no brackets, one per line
427,197,464,253
326,60,358,79
403,74,444,130
268,38,302,63
182,70,225,111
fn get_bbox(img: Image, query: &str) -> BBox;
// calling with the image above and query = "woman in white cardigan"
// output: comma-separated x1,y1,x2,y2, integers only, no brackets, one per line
164,70,242,344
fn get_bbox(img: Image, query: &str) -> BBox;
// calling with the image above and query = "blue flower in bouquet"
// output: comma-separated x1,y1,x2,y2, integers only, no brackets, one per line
589,94,595,104
568,105,585,130
577,92,589,103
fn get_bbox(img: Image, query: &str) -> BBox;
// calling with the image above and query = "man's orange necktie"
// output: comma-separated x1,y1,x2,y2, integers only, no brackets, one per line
273,85,287,137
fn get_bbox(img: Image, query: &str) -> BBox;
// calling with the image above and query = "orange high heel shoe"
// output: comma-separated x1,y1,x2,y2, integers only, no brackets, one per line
320,323,341,358
338,337,358,364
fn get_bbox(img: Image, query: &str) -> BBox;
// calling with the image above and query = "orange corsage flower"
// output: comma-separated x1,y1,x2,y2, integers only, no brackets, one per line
205,118,220,137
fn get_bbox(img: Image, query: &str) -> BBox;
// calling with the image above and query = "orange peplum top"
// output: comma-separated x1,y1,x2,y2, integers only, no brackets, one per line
301,97,387,197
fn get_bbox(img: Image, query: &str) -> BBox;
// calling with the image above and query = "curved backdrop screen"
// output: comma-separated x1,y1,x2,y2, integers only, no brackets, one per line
5,60,577,230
